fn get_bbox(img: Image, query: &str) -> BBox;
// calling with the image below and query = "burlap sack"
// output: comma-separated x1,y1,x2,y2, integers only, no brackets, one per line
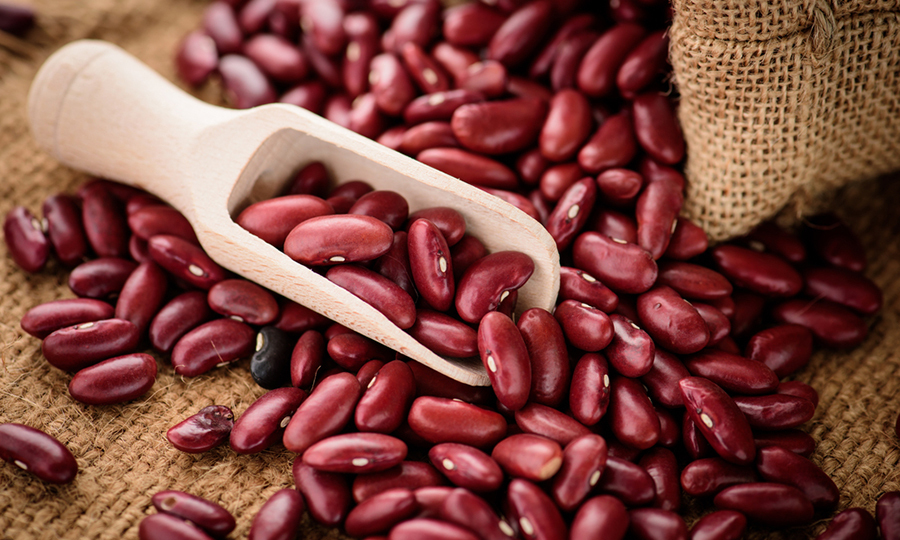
670,0,900,242
0,1,898,539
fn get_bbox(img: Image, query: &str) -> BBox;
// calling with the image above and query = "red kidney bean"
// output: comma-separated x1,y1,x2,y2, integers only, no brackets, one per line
428,443,503,492
149,291,214,354
286,161,330,198
406,207,466,247
639,448,680,511
656,261,732,301
349,93,389,139
236,195,333,249
554,299,614,352
516,148,550,186
356,360,385,389
203,2,242,54
617,29,668,95
148,234,226,290
595,168,643,205
175,31,218,86
389,519,480,540
288,329,324,388
171,319,256,376
139,513,215,540
477,311,531,411
323,94,353,129
684,350,779,395
639,349,689,408
680,377,756,465
487,0,552,67
679,457,758,497
128,205,198,245
438,488,515,540
514,403,589,446
816,507,878,540
354,461,447,504
551,434,608,512
609,374,660,450
631,92,685,165
0,423,77,484
732,394,816,430
326,332,392,372
569,352,611,425
628,508,687,540
597,456,656,506
653,407,680,449
455,251,533,323
248,488,304,540
68,257,137,299
638,286,710,354
407,396,507,448
401,42,451,94
587,209,637,246
152,490,235,538
558,267,619,313
803,266,882,315
303,433,407,473
755,445,838,510
125,194,165,215
689,510,746,540
284,214,393,266
714,483,814,527
479,187,542,222
417,147,519,190
637,177,683,260
754,429,816,457
356,360,416,433
805,213,867,272
450,98,547,156
535,164,581,204
406,309,476,358
42,318,139,372
777,381,819,409
115,260,168,335
573,232,658,294
21,298,114,340
68,353,157,405
528,13,596,79
682,410,712,460
570,495,629,540
506,478,567,540
299,0,344,55
403,89,485,125
218,54,278,109
516,308,568,407
743,221,806,263
78,179,148,203
299,33,342,87
664,217,708,261
545,177,597,251
384,1,440,54
579,111,637,174
711,244,803,298
411,486,454,519
166,405,234,454
576,23,646,97
369,53,417,116
209,280,279,327
606,314,655,377
346,488,420,538
408,362,494,406
407,218,454,311
42,195,88,267
372,230,417,298
771,299,868,349
341,12,379,97
230,387,306,454
0,2,34,35
326,264,417,329
283,372,362,453
443,3,506,47
82,184,129,260
400,121,459,155
550,31,601,91
292,460,351,526
538,89,592,162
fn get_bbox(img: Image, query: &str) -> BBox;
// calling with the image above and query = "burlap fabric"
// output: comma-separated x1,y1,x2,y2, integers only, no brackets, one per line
670,0,900,242
0,1,898,538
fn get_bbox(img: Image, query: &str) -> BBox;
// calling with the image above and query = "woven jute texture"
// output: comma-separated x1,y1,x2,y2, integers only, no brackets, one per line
0,1,898,539
670,0,900,242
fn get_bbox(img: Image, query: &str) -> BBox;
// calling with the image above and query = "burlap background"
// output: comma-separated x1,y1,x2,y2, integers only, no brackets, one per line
0,1,898,538
670,0,900,242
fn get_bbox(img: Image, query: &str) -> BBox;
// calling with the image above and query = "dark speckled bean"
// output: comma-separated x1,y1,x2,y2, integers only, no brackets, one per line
166,405,234,454
152,490,236,538
231,387,307,454
68,257,138,299
68,353,157,405
0,423,78,484
326,265,417,329
248,488,305,540
21,298,114,339
139,513,215,540
148,235,226,290
714,483,814,527
43,318,140,372
43,195,88,267
171,319,256,376
149,291,214,354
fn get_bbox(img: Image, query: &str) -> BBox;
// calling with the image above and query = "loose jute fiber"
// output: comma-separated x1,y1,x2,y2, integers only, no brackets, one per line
670,0,900,242
0,1,898,539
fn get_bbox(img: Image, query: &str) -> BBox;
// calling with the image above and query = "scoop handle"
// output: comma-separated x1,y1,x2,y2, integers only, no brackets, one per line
28,40,237,212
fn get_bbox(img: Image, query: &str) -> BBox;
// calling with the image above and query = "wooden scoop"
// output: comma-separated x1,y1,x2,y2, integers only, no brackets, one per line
27,40,560,386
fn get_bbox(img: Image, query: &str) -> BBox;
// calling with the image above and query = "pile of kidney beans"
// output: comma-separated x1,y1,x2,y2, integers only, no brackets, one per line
3,0,900,538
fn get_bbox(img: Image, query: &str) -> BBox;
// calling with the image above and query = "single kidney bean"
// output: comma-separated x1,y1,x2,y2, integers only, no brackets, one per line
617,29,669,95
573,232,658,294
596,168,643,206
597,456,656,506
348,191,410,232
342,12,379,97
487,0,552,67
356,360,416,434
299,0,344,55
407,310,477,359
629,508,688,540
400,121,460,155
176,31,219,87
550,31,601,92
218,54,278,109
742,221,806,262
754,429,816,457
408,218,454,311
248,488,304,540
139,513,215,540
292,460,351,526
558,267,619,313
570,495,629,540
640,349,690,408
286,161,330,198
428,443,503,492
166,405,234,454
408,362,494,406
289,329,324,389
569,352,611,426
171,319,256,376
514,403,590,446
655,406,681,449
637,286,710,354
457,58,510,98
68,353,157,405
731,394,816,430
349,93,388,139
684,350,779,395
236,194,333,249
250,326,294,389
606,314,655,377
450,97,547,156
406,207,466,247
639,448,680,511
539,162,584,202
128,205,198,245
609,374,660,450
327,333,392,372
148,234,226,290
804,213,867,272
577,23,646,97
679,457,758,497
506,478,567,540
657,261,732,301
0,423,77,484
284,214,393,266
413,485,455,518
81,183,129,259
42,318,140,372
517,148,551,186
403,89,485,125
539,89,592,162
816,507,878,540
384,0,440,53
356,359,385,389
680,377,756,465
714,483,814,527
517,308,569,407
771,299,868,349
369,53,417,116
579,111,637,174
21,298,114,339
303,433,407,474
694,303,731,345
443,3,506,47
230,387,306,454
551,434,608,512
283,372,361,453
115,260,168,335
203,2,242,54
389,519,480,540
455,251,533,323
345,488,419,538
665,217,709,261
149,291,214,354
803,266,882,315
401,42,451,94
529,13,596,79
326,264,417,329
126,194,164,215
438,488,515,540
777,381,819,408
545,177,597,251
354,461,447,504
587,209,638,246
631,92,685,165
42,195,88,267
755,445,838,510
152,491,235,538
711,245,803,298
407,396,507,448
689,510,747,540
477,311,531,411
68,257,138,299
636,177,683,259
417,147,519,190
554,300,614,352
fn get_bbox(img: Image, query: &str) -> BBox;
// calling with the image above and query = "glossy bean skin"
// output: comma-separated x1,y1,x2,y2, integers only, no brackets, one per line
743,221,806,263
754,429,816,457
609,375,660,450
42,195,88,267
166,405,234,454
665,217,709,261
684,350,779,395
629,508,687,540
606,314,655,377
348,190,410,231
514,403,590,446
292,460,351,527
631,92,685,165
550,31,601,92
230,387,307,454
455,251,534,323
345,488,420,538
617,29,668,94
68,353,157,405
803,266,882,315
684,412,713,459
326,265,417,329
711,245,803,298
636,176,683,259
569,495,629,540
451,97,547,155
356,360,416,434
152,490,236,538
417,148,519,190
577,24,646,98
756,445,838,510
218,54,278,109
639,448,681,511
544,177,597,251
777,381,819,409
303,433,407,473
596,168,643,205
406,207,467,247
443,3,506,47
713,483,814,527
148,235,226,290
149,291,214,353
43,318,140,372
408,362,494,406
0,423,78,484
236,195,333,249
128,205,198,245
68,257,137,299
540,162,584,202
680,458,758,497
506,479,567,540
407,397,507,448
389,518,480,540
641,349,690,408
573,232,658,294
657,262,732,301
637,286,710,355
680,377,756,465
399,121,460,155
248,488,304,540
21,298,114,339
171,319,256,377
285,214,393,265
407,310,477,358
115,260,168,335
327,333,392,372
477,311,531,411
288,329,323,389
579,111,637,174
772,299,868,349
353,461,447,504
732,394,816,430
487,0,553,67
438,488,515,540
528,13,596,79
554,300,614,352
283,372,362,454
816,508,877,540
408,218,454,311
428,443,503,492
139,513,215,540
689,510,747,540
369,53,417,116
588,208,638,245
373,230,417,298
81,183,130,258
558,267,619,313
596,456,656,506
744,324,813,378
540,89,592,162
517,308,569,407
403,89,486,125
552,434,608,512
569,352,611,426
